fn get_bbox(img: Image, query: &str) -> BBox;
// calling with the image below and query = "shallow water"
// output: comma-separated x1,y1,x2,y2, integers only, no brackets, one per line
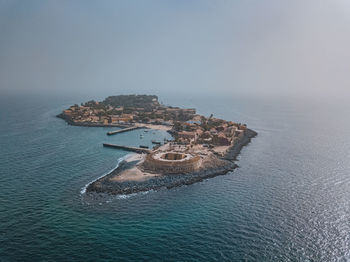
0,94,349,261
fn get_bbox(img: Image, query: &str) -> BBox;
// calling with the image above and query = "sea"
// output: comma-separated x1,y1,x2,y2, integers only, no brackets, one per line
0,92,349,261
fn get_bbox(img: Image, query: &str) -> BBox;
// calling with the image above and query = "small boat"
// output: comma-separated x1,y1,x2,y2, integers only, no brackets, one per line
139,145,149,149
151,140,161,145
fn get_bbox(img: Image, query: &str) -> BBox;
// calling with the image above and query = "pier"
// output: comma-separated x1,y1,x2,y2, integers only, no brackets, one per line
103,143,152,154
107,126,143,135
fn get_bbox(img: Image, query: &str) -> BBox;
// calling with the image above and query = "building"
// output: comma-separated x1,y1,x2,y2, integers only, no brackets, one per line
177,131,197,141
142,152,201,174
212,133,232,146
109,115,133,123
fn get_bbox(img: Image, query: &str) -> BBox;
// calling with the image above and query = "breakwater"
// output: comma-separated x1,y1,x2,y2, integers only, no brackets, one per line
107,126,142,135
103,143,152,154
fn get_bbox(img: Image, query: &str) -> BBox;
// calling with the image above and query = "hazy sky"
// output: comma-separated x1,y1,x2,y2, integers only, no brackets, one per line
1,0,350,99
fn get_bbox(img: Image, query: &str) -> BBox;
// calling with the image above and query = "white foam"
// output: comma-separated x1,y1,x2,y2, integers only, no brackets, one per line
80,153,135,194
115,189,154,199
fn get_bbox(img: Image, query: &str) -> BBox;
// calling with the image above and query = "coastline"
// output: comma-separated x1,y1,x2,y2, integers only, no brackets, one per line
56,113,130,128
57,113,172,131
85,128,257,195
80,154,135,194
57,95,258,196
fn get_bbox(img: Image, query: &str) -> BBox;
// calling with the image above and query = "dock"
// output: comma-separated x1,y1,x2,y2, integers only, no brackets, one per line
103,143,152,154
107,126,143,135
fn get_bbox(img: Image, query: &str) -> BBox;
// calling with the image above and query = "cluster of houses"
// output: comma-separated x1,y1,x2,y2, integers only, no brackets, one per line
62,104,128,125
173,117,247,147
61,96,247,148
61,100,197,126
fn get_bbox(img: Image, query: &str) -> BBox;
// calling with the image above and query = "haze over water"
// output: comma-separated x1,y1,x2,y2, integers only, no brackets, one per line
1,0,350,261
1,0,350,100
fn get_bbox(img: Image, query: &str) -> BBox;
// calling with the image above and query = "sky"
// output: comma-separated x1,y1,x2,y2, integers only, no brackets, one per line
1,0,350,99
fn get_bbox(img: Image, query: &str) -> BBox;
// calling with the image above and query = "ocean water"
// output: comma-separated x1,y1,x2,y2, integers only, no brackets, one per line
0,93,350,261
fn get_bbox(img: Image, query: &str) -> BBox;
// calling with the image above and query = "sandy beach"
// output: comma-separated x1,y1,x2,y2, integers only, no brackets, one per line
134,123,172,131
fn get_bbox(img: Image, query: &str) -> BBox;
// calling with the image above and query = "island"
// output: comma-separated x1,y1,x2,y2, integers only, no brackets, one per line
57,95,257,195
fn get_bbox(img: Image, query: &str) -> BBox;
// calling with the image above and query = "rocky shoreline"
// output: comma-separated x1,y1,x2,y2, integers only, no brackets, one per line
86,128,257,195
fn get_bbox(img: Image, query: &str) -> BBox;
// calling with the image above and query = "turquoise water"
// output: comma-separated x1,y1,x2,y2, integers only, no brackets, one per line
1,94,350,261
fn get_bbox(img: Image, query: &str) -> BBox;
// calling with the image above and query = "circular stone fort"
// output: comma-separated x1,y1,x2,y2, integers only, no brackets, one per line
142,152,201,174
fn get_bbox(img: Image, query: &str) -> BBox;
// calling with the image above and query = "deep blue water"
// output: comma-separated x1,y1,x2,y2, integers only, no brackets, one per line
0,93,350,261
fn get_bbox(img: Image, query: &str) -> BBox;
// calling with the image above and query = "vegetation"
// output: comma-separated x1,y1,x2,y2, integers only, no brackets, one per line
102,95,158,109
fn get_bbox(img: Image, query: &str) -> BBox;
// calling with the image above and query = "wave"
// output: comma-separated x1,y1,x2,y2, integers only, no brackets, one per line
80,153,135,194
115,189,154,199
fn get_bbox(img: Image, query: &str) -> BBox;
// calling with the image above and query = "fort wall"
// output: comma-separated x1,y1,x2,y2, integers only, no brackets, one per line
142,152,201,174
